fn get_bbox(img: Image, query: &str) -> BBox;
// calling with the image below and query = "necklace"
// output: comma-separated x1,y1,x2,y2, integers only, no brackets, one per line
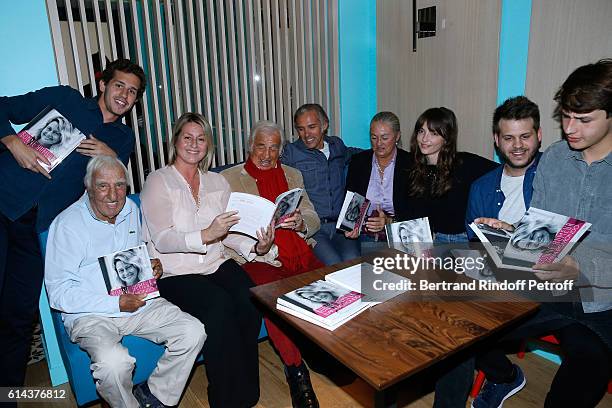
375,159,388,185
173,164,201,209
184,171,200,210
187,181,200,209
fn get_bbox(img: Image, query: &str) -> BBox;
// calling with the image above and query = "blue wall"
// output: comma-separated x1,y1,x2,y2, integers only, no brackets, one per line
0,0,66,385
338,0,377,148
497,0,532,104
495,0,533,161
0,0,58,97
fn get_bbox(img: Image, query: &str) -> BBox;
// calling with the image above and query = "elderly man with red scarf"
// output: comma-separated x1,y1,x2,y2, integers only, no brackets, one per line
222,120,322,408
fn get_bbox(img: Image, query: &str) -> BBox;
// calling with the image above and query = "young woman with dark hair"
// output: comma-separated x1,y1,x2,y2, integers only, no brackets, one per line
400,107,497,243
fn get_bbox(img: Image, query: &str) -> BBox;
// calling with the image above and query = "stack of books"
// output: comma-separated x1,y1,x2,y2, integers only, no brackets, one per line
276,263,407,331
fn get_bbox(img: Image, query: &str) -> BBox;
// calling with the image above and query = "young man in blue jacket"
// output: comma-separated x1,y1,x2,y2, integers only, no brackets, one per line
466,96,542,239
282,104,360,265
0,59,145,391
434,96,543,408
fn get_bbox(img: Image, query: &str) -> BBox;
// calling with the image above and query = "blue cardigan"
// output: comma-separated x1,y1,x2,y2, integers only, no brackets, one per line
465,152,541,239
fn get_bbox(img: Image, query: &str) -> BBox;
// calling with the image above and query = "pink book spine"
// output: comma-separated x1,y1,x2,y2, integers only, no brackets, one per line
127,279,159,295
277,211,293,225
17,130,56,161
109,287,124,296
353,200,370,233
313,291,363,317
108,279,159,296
538,218,585,264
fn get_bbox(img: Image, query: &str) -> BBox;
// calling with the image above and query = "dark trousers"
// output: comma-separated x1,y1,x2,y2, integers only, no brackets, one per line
241,262,304,367
157,260,262,408
476,304,611,408
432,356,475,408
435,303,612,408
0,209,44,390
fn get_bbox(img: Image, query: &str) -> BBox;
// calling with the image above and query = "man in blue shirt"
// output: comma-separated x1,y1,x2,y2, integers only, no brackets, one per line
46,156,206,408
282,104,360,265
466,96,542,239
470,60,612,408
0,59,145,389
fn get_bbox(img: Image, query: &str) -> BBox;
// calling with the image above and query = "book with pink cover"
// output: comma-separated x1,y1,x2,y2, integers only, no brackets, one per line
98,244,159,300
336,191,370,234
469,207,591,271
17,106,86,172
277,278,371,331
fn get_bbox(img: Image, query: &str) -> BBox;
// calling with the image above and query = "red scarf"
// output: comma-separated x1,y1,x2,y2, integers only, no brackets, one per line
244,158,322,273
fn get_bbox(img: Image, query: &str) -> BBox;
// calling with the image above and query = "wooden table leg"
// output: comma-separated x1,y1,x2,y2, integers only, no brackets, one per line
374,387,397,408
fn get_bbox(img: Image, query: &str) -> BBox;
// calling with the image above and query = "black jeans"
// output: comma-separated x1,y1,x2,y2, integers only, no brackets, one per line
157,260,262,408
435,303,612,408
476,303,611,408
432,353,476,408
0,209,44,393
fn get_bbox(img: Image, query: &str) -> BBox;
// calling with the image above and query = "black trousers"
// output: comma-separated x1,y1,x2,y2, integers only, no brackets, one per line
157,260,262,408
435,303,612,408
0,209,44,392
476,303,612,408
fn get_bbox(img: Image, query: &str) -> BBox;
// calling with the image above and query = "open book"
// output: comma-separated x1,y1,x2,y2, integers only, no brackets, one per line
469,207,591,271
276,263,407,331
17,106,86,172
336,191,370,233
226,188,303,239
386,217,433,257
98,244,159,300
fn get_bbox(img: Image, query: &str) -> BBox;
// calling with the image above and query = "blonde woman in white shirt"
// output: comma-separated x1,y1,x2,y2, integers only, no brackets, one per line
140,112,274,408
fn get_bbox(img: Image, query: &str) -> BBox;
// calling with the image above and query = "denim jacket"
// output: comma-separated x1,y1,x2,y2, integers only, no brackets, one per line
465,152,541,240
281,136,349,220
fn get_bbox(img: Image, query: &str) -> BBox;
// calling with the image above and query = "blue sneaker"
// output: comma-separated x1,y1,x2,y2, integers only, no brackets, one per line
471,364,526,408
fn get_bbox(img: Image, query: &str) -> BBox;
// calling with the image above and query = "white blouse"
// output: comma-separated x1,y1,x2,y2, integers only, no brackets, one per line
140,165,257,278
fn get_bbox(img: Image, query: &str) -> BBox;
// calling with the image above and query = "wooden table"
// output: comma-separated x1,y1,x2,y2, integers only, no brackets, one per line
250,256,539,408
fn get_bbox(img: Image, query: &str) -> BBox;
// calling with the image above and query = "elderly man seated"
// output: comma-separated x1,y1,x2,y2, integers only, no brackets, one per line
222,121,322,408
44,156,206,408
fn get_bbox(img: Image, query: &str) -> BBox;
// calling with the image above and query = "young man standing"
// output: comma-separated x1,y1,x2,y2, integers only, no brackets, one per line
471,60,612,408
466,96,542,236
0,59,145,391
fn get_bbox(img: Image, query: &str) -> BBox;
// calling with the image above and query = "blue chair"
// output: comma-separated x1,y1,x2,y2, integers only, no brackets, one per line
38,193,267,406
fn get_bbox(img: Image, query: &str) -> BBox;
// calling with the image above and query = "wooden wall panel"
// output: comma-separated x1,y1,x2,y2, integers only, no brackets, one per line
525,0,612,149
377,0,500,159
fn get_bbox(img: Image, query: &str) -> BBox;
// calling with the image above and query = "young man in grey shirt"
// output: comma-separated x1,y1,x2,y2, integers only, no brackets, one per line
470,59,612,408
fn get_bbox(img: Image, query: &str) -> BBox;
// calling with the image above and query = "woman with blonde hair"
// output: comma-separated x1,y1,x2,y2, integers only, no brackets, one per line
112,249,145,287
140,112,274,408
345,111,413,243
